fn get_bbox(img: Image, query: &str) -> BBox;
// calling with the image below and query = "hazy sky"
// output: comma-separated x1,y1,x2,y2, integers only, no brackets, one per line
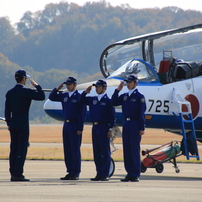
1,0,202,25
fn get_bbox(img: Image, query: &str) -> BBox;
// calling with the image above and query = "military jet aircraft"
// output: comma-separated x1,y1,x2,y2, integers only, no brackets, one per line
44,23,202,175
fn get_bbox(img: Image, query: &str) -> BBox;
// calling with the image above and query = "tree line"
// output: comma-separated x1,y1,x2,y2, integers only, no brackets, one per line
0,1,202,123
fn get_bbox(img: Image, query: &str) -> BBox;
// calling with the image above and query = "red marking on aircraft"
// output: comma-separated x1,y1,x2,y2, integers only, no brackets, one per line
182,94,200,119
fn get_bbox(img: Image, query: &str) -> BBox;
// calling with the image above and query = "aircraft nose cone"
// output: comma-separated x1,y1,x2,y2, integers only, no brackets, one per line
43,99,64,121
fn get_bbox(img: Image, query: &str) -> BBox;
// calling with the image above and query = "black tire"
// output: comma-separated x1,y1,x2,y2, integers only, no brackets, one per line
175,168,180,173
155,163,164,173
109,157,115,177
141,162,147,173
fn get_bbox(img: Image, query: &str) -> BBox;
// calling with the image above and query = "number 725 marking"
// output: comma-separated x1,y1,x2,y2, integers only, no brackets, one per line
148,99,169,113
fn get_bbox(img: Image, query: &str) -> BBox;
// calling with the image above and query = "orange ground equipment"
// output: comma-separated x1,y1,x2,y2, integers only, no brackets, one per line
141,140,181,173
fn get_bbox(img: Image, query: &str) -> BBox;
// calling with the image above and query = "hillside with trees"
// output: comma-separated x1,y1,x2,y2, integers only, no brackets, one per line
0,1,202,123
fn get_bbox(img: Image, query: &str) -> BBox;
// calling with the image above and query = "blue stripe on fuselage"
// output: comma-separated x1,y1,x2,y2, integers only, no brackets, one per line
44,109,202,142
44,109,202,130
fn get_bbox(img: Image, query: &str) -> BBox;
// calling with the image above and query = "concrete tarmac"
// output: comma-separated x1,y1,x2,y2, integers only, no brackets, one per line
0,160,202,202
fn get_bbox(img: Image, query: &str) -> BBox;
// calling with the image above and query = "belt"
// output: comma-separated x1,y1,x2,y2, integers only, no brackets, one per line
66,119,78,122
93,122,108,125
125,118,137,121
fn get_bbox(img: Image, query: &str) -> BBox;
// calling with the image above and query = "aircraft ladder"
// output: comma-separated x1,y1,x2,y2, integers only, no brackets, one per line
171,88,200,160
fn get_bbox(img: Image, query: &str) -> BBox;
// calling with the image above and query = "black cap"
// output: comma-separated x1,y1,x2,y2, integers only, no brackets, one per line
124,74,138,82
15,70,30,79
64,76,77,84
92,79,107,87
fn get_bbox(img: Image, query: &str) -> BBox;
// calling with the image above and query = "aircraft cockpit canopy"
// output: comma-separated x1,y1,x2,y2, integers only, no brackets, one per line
108,59,158,82
100,24,202,84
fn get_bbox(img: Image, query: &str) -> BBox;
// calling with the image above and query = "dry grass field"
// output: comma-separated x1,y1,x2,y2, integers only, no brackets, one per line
0,124,201,162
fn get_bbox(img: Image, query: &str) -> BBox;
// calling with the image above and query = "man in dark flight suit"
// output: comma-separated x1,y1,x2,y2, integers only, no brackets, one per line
49,77,86,180
111,74,146,182
80,79,116,181
5,70,45,181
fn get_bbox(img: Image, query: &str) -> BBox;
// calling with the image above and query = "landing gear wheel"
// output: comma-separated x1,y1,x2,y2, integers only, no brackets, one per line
155,163,164,173
141,162,147,173
109,158,115,177
175,168,180,173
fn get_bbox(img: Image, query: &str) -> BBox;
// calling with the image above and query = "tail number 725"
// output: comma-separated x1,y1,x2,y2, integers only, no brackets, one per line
148,99,169,113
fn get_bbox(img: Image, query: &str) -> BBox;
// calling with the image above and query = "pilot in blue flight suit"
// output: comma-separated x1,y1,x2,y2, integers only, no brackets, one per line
5,70,45,181
111,74,146,182
49,77,86,180
80,80,116,181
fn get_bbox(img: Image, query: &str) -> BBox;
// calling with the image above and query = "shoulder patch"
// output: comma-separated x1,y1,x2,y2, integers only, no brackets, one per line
93,99,97,105
123,95,128,101
64,97,68,102
141,98,145,103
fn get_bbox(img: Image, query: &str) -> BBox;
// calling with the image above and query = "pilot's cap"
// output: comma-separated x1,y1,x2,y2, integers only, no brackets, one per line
92,79,107,87
15,69,30,79
124,74,138,82
64,76,77,84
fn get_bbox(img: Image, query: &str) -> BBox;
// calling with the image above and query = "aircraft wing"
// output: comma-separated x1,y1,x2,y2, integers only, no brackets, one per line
41,89,53,92
0,117,5,121
31,89,64,92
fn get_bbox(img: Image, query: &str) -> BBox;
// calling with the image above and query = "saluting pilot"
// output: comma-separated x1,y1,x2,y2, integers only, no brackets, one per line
111,74,146,182
80,79,116,181
49,76,86,180
5,69,45,181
